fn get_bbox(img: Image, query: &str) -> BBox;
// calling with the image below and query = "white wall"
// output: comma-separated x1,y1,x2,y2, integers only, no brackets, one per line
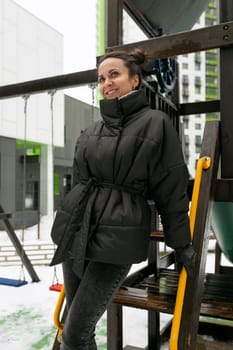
0,0,64,146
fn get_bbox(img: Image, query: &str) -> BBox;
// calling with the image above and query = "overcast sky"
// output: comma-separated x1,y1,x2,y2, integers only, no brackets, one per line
13,0,97,102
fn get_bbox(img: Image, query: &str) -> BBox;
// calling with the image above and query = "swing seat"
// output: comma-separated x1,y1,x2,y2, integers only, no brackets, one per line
49,283,63,292
0,277,28,287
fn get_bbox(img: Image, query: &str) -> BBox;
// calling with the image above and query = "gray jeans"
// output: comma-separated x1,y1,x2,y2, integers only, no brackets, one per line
60,259,131,350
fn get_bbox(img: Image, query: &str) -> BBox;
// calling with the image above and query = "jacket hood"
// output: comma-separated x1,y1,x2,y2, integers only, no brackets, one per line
99,89,148,129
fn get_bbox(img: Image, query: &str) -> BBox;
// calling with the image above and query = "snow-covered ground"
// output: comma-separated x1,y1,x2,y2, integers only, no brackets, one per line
0,216,232,350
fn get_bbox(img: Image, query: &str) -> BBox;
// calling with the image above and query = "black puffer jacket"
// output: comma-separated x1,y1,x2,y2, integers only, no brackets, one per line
51,89,191,276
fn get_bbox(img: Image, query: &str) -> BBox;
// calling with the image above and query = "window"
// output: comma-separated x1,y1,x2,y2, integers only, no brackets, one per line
195,53,201,63
195,123,201,130
182,75,189,85
184,144,189,158
182,85,189,98
195,77,201,86
195,62,201,71
195,85,201,94
195,76,201,94
195,144,201,153
206,76,217,85
195,135,202,145
183,117,189,129
206,64,217,75
184,135,189,144
182,96,189,103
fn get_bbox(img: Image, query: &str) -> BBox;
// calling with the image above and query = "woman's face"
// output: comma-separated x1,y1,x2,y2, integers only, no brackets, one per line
98,57,139,100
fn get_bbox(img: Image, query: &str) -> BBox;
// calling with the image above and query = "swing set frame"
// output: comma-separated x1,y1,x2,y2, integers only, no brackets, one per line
0,204,40,284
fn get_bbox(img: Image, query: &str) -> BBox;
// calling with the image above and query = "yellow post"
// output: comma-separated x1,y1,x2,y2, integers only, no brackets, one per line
169,156,211,350
53,283,65,342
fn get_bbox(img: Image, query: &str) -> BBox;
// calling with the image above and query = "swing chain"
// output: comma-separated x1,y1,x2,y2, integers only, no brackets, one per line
52,267,60,285
22,94,30,115
19,263,26,282
17,94,31,283
88,83,97,122
48,90,61,289
48,89,56,148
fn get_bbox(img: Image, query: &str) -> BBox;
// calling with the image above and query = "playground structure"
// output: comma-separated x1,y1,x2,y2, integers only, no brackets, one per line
0,0,233,349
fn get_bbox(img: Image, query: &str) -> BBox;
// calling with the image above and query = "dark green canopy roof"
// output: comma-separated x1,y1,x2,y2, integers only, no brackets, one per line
130,0,210,34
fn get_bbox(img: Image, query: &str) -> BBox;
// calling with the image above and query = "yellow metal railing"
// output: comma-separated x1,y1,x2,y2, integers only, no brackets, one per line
170,156,211,350
53,283,65,342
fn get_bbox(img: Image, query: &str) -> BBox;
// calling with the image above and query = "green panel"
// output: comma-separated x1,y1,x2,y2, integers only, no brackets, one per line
211,202,233,263
98,0,105,56
54,173,60,196
16,140,41,155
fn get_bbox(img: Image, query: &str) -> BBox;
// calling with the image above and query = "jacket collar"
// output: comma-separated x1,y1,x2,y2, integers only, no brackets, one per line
100,89,148,129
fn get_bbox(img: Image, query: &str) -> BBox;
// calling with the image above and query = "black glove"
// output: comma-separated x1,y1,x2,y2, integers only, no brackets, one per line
175,245,196,276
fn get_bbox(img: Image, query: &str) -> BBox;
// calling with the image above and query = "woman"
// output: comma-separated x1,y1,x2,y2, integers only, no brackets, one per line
50,49,196,350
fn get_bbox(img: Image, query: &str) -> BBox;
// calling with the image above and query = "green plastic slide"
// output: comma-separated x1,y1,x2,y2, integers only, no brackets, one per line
211,202,233,263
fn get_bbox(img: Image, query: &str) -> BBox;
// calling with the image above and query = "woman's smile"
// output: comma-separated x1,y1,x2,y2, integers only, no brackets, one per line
104,88,118,98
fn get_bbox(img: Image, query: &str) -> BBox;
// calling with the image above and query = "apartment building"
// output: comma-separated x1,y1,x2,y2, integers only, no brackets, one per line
179,0,218,177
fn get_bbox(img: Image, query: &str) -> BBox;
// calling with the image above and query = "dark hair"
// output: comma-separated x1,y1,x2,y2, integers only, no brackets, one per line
97,48,149,89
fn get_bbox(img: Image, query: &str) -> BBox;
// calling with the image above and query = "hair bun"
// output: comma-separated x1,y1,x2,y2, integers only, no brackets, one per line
129,48,147,66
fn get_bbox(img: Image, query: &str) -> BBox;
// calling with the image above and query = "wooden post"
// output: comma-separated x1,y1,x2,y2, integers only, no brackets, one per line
0,205,40,282
106,0,123,47
219,0,233,178
178,121,220,349
107,304,123,350
219,0,233,177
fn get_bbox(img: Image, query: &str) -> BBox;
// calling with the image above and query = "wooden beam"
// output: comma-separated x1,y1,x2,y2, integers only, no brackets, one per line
0,69,97,100
106,21,233,59
180,100,220,115
123,0,155,38
0,22,233,101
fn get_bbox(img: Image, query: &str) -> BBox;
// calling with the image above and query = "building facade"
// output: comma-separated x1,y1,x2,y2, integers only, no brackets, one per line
179,0,219,177
0,0,64,222
0,0,98,229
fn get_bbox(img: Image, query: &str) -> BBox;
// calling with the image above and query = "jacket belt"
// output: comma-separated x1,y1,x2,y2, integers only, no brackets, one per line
50,178,146,278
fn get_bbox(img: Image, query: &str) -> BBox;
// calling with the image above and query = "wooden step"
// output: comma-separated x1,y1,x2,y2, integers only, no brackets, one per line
149,230,216,242
123,336,233,350
150,230,164,241
113,269,233,321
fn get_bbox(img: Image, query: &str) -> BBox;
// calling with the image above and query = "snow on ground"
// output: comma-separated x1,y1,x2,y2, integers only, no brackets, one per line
0,216,232,349
0,265,60,350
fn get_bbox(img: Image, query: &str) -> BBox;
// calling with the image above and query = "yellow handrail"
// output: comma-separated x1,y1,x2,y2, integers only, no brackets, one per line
53,283,65,342
170,156,211,350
